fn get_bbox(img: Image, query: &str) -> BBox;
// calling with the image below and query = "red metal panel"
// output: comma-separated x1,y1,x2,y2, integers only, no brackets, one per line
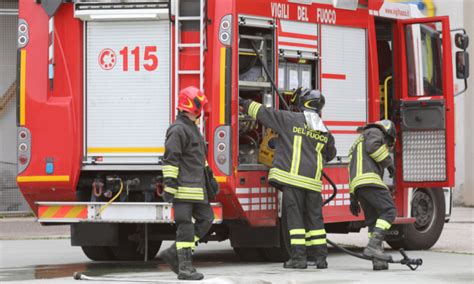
393,217,415,224
17,2,83,214
235,0,369,28
367,14,381,123
321,73,346,80
233,171,278,227
321,166,362,223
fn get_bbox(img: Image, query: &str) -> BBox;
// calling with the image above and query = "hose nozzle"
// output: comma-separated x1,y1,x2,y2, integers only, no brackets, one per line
399,249,423,270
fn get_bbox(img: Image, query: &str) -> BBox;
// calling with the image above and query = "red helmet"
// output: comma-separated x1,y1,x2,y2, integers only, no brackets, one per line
177,86,208,115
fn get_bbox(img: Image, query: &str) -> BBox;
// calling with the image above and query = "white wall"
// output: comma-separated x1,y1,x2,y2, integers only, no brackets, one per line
432,0,473,206
0,3,28,211
0,14,18,165
434,0,474,206
461,0,474,206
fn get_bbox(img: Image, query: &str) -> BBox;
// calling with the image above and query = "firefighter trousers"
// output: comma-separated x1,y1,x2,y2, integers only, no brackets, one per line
174,202,214,250
282,186,327,258
356,186,397,233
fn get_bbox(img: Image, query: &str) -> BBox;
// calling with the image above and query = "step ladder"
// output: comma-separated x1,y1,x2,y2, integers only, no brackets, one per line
172,0,206,131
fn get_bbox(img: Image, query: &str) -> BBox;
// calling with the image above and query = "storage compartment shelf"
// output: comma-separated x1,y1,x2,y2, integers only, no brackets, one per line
238,80,271,89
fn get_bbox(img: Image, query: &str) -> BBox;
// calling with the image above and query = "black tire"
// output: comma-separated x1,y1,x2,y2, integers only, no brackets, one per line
262,246,289,262
262,207,290,262
110,240,161,261
387,188,445,250
81,246,116,261
110,224,162,261
233,247,267,262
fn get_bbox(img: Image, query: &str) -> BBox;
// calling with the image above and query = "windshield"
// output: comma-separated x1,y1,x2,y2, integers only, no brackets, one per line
405,22,444,97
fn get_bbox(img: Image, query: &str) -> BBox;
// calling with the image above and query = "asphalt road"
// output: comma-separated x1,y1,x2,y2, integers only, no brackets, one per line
0,207,473,283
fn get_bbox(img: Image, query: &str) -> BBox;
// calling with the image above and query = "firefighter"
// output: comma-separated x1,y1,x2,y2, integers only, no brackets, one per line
239,89,336,269
347,120,397,270
158,86,217,281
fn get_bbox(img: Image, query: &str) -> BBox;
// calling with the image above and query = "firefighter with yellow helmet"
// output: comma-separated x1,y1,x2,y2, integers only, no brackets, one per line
240,89,336,269
348,119,397,270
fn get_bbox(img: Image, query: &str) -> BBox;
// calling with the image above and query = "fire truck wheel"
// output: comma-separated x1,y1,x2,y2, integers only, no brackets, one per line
233,247,267,262
262,246,290,262
387,188,445,250
110,242,161,261
109,224,162,261
81,246,116,261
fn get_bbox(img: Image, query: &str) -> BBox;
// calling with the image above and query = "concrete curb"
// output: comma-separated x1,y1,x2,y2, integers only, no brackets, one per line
0,235,70,241
0,211,34,218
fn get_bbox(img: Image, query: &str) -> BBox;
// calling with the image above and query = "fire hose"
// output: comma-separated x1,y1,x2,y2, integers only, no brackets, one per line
322,171,422,271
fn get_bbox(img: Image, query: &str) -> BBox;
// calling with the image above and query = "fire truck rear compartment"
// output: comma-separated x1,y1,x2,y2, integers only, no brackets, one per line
238,25,275,169
83,17,170,166
237,23,318,169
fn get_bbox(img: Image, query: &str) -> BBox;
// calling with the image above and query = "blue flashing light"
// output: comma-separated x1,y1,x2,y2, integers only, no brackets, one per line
46,162,54,174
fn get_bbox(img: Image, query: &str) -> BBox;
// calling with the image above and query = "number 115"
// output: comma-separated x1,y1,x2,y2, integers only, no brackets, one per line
119,46,158,72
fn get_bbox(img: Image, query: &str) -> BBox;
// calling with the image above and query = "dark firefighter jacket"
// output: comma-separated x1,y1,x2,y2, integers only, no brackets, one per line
348,127,394,193
162,113,209,203
242,100,336,192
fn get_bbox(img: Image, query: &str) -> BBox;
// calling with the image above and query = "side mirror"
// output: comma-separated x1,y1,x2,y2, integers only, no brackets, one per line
455,33,469,50
456,51,470,79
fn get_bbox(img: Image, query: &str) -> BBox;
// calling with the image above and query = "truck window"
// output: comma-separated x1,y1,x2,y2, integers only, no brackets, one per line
405,22,444,97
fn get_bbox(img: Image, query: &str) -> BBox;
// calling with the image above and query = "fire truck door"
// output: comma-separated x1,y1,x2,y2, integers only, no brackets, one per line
84,20,170,165
396,17,455,187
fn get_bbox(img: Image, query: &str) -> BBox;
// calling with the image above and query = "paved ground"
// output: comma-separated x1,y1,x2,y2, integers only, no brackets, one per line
0,239,473,283
0,207,473,283
329,207,474,254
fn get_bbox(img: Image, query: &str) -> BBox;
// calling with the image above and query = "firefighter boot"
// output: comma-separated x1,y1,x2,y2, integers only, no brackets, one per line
363,228,391,261
373,259,389,270
158,242,178,274
370,235,388,270
177,248,204,280
307,246,328,269
283,245,307,269
306,246,317,266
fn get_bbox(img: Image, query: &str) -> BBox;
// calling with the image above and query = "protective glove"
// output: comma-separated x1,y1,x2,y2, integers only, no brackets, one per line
387,165,395,178
162,190,175,203
238,97,245,106
349,194,361,217
205,167,220,199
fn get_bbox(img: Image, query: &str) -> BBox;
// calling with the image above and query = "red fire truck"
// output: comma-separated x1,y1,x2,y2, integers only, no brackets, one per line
16,0,469,261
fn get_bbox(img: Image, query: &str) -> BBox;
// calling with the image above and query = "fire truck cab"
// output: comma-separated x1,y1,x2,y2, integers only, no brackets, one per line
16,0,469,261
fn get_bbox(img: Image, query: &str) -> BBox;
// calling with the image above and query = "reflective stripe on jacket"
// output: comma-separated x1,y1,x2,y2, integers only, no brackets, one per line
243,100,337,192
348,128,393,193
163,113,208,203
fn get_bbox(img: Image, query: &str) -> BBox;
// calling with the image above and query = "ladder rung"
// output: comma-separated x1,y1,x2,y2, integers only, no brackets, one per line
178,43,200,48
178,16,200,21
178,70,200,75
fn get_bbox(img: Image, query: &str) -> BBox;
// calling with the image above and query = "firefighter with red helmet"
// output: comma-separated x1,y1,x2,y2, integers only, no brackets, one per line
348,119,397,270
240,89,336,269
158,86,218,280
